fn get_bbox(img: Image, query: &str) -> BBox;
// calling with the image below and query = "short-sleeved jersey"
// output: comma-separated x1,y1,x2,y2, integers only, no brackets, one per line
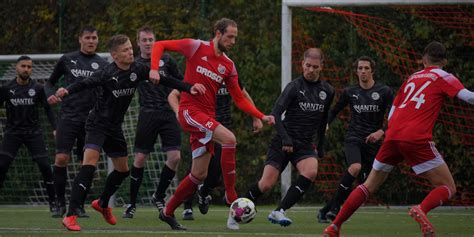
135,54,183,113
45,51,108,122
386,67,465,141
329,82,393,141
272,76,335,145
66,61,191,127
0,79,56,132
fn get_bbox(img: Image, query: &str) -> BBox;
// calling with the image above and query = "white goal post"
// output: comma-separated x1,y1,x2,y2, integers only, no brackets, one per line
280,0,472,198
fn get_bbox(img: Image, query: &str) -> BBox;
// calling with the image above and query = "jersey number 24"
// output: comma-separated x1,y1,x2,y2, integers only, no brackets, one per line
399,81,432,109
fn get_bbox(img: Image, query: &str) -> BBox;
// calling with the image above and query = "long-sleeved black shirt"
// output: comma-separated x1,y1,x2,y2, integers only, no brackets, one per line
272,76,335,148
0,78,56,132
215,80,244,127
66,61,192,127
135,54,183,113
44,50,108,122
329,82,394,141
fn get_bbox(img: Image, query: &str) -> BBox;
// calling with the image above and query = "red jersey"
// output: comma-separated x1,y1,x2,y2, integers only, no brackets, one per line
385,67,464,141
151,39,264,119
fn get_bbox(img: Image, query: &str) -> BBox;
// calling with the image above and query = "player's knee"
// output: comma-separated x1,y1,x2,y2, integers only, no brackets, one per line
348,163,362,176
258,179,275,193
301,169,318,181
133,152,148,168
445,184,457,197
221,132,237,145
54,153,70,167
192,170,207,181
166,152,180,169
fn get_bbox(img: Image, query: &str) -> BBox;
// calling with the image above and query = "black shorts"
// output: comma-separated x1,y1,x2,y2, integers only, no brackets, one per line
264,136,316,172
84,123,128,158
134,111,181,154
344,137,380,167
55,118,86,159
0,130,48,160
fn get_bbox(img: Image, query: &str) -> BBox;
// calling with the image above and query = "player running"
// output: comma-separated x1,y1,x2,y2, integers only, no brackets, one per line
52,34,204,231
318,56,393,223
323,41,474,237
244,48,334,228
149,18,274,230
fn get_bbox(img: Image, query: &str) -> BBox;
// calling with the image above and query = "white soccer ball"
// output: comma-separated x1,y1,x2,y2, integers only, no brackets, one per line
230,197,257,224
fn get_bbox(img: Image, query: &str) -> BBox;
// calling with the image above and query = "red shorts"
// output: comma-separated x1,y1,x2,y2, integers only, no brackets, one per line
373,140,445,175
178,108,220,158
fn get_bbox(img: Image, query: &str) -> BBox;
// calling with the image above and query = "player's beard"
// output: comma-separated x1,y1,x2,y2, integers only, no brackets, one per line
217,41,228,53
19,73,30,81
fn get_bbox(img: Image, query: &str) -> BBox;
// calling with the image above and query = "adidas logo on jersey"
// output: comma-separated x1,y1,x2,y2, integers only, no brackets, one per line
201,56,208,62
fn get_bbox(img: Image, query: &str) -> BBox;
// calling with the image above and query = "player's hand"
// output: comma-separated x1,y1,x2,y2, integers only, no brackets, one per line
190,83,206,95
365,129,384,143
252,118,263,134
282,145,293,153
47,95,61,105
149,70,160,84
55,88,69,99
262,115,275,125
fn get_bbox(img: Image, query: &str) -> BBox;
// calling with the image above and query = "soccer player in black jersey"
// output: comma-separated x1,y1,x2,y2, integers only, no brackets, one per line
0,56,57,213
45,25,108,218
317,56,393,223
244,48,335,227
169,81,263,221
121,26,186,219
51,34,205,231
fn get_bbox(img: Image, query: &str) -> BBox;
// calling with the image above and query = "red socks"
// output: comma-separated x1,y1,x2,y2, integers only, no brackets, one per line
220,143,238,204
164,174,200,216
420,185,451,214
333,184,369,228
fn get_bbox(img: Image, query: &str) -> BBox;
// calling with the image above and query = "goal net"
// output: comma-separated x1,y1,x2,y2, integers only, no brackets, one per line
283,1,473,205
0,54,177,206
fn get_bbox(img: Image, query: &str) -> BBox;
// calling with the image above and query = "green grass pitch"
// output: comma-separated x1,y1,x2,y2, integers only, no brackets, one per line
0,205,472,236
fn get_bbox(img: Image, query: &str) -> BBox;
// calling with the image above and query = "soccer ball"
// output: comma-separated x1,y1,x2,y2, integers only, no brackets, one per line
229,197,257,224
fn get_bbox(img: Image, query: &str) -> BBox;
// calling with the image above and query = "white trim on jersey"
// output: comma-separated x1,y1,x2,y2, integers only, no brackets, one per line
372,159,394,173
411,142,445,175
192,146,207,159
457,88,474,105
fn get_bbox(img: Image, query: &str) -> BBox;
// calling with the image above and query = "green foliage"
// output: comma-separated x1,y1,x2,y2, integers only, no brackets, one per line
0,1,472,204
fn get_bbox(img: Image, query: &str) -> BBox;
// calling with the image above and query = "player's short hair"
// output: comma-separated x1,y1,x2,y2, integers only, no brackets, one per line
107,34,130,52
303,48,324,63
79,25,97,36
423,41,447,64
354,56,376,73
16,55,31,63
136,25,154,41
214,18,237,35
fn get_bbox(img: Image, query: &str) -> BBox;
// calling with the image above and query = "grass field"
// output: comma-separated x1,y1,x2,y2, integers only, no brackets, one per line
0,205,472,237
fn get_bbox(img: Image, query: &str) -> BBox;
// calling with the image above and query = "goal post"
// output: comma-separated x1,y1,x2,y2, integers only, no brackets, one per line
280,0,473,200
0,53,177,206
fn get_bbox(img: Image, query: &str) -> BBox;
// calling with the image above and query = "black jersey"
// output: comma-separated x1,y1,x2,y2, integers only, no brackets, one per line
45,50,108,122
135,54,183,113
329,82,393,141
215,80,244,127
272,76,335,147
0,78,56,132
66,61,192,127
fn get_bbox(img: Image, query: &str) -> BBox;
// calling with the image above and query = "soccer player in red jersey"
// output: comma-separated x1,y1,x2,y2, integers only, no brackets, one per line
323,41,474,237
149,18,275,230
